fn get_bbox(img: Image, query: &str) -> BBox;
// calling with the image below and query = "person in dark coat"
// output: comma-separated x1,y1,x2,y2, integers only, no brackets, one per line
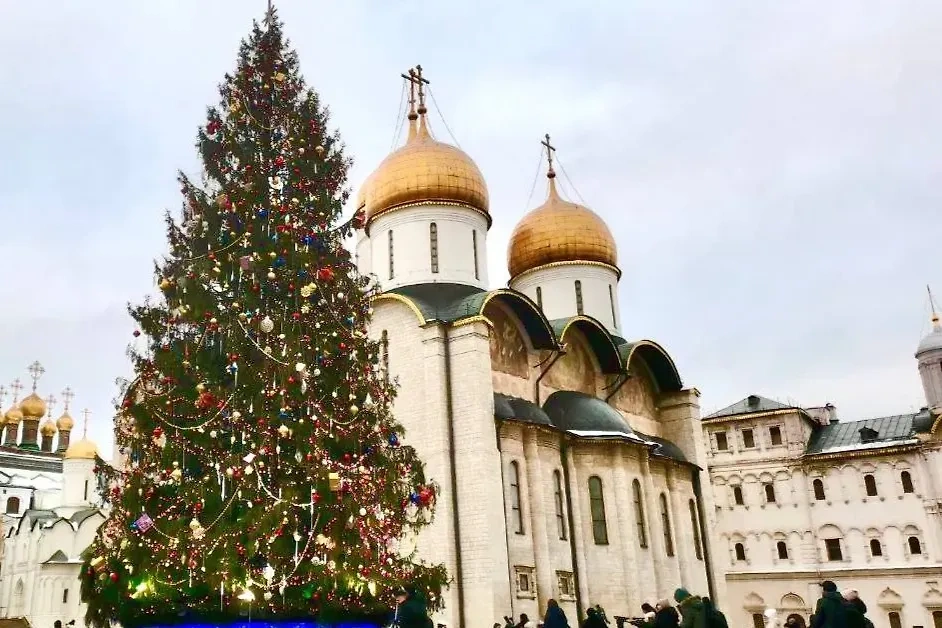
674,589,707,628
393,586,433,628
811,581,849,628
654,600,680,628
583,608,608,628
701,598,728,628
544,599,570,628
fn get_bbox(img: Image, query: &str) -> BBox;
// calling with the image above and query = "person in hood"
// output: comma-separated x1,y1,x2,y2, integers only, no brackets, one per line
393,586,433,628
582,608,608,628
673,589,706,628
701,598,728,628
544,599,570,628
654,600,680,628
811,581,849,628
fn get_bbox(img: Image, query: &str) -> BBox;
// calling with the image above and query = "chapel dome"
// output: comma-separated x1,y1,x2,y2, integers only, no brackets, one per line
64,438,98,460
917,313,942,355
361,116,488,225
40,419,56,437
507,172,618,279
3,405,23,425
57,411,75,431
19,393,46,419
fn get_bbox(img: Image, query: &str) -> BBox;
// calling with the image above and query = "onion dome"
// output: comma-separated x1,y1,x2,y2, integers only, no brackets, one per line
57,411,75,431
19,393,47,419
3,405,23,425
40,419,57,437
64,438,98,460
361,110,488,225
917,312,942,355
507,165,618,279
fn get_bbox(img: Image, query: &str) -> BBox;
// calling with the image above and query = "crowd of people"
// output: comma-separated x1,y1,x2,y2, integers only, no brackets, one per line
806,581,873,628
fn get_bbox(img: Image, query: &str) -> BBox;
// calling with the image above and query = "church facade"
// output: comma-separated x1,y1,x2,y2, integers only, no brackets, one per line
355,68,717,627
703,313,942,628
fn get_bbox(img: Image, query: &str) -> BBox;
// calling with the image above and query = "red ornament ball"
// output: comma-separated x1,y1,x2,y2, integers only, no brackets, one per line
109,572,119,582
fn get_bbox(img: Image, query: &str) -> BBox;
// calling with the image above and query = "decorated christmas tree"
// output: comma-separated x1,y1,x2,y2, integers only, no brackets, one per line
81,9,446,627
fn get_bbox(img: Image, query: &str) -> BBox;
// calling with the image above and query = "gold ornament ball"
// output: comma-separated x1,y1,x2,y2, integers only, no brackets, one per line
315,145,325,156
350,405,359,416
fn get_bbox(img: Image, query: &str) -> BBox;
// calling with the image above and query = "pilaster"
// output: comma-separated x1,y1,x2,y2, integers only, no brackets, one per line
565,446,591,611
640,451,667,596
524,430,552,611
612,449,641,609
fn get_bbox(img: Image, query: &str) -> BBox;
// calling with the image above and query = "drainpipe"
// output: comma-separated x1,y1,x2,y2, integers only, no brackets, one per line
534,346,565,406
604,373,631,403
495,426,517,620
561,441,585,620
442,323,467,628
691,468,716,601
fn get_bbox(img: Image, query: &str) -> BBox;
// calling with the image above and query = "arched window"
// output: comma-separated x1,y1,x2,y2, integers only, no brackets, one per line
381,330,390,384
870,539,883,557
632,479,648,548
508,461,523,534
536,287,543,310
429,223,439,273
813,478,826,501
764,483,776,503
62,588,69,604
864,474,878,497
387,230,395,280
888,612,902,628
472,230,480,280
734,542,746,561
908,536,922,555
689,499,703,560
901,471,914,494
553,470,566,540
733,486,744,505
932,610,941,628
588,476,608,545
5,496,20,514
608,285,617,327
752,614,764,628
659,493,674,557
574,281,584,315
776,541,788,559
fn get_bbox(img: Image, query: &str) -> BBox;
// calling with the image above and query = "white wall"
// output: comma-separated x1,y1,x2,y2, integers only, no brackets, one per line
510,264,621,335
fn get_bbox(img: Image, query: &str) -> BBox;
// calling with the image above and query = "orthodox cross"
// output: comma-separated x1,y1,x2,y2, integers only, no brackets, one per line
27,361,45,392
929,285,939,320
45,394,57,418
61,387,74,413
9,379,22,403
400,68,419,116
81,409,91,438
0,386,6,409
541,133,557,177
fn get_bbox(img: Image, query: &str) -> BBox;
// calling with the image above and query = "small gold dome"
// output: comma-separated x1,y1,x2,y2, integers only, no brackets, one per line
507,176,618,278
19,393,47,419
4,405,24,425
64,438,98,460
40,419,57,436
57,411,75,431
362,117,488,225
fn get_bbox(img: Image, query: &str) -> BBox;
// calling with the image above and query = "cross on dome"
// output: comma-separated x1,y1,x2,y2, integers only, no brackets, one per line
27,361,44,392
541,133,557,179
9,379,22,403
45,394,57,417
61,387,74,412
0,386,6,409
81,408,91,438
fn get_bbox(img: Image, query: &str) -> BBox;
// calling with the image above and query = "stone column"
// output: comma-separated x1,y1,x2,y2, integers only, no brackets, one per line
524,431,552,611
641,451,667,596
566,447,591,612
612,449,641,609
666,466,692,588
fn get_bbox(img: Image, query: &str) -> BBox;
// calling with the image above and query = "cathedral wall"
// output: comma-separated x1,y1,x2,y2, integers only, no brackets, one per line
609,360,661,436
510,264,621,336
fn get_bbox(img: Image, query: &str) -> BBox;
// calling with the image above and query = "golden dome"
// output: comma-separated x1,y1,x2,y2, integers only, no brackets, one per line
57,411,75,431
64,438,98,460
361,116,488,225
40,419,57,436
3,405,23,425
19,393,46,419
507,175,618,278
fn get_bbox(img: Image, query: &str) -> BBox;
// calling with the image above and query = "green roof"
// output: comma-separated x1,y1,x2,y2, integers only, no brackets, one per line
387,283,487,322
706,394,795,419
805,414,921,455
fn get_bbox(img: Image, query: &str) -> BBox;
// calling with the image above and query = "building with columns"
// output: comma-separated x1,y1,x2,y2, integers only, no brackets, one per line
702,308,942,628
0,363,105,626
354,67,716,627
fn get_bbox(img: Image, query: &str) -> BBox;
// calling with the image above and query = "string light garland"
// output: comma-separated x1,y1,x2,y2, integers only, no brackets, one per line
80,10,446,628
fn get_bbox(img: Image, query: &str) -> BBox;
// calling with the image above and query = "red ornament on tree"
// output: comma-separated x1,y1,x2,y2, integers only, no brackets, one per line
317,267,334,282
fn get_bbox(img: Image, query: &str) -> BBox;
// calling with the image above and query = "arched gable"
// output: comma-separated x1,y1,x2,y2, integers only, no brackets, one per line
552,315,621,374
371,293,426,326
619,340,683,392
480,290,556,350
485,301,531,379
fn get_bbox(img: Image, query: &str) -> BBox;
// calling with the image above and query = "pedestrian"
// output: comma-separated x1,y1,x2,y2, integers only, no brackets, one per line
595,606,611,626
654,600,680,628
393,586,434,628
841,590,870,628
517,614,537,628
701,597,727,628
582,608,608,628
544,599,570,628
842,590,867,616
673,589,706,628
811,581,848,628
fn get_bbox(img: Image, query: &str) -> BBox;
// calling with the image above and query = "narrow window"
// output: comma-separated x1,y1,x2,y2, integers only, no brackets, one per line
901,471,914,494
689,499,703,560
62,589,69,604
769,425,783,446
932,610,942,628
752,615,765,628
509,461,523,534
908,536,922,555
429,223,439,273
660,493,674,557
864,474,878,497
608,285,617,327
715,432,728,451
84,480,89,501
5,496,19,514
825,538,843,561
734,543,746,561
536,286,543,310
574,281,584,315
381,330,390,384
813,479,826,501
764,483,776,503
888,613,901,628
733,486,744,505
472,230,480,280
554,470,567,540
776,541,788,559
870,539,883,557
742,428,755,448
588,476,608,545
632,480,648,548
387,230,394,280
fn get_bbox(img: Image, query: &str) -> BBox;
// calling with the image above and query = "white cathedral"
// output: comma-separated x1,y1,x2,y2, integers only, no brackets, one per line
355,69,714,627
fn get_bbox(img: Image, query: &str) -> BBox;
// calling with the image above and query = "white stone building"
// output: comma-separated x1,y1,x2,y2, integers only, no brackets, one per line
354,68,716,628
0,367,105,626
703,311,942,628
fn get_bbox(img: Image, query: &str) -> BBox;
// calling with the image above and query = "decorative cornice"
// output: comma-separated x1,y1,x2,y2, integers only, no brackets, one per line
725,565,942,581
367,200,491,234
702,408,799,425
511,259,622,282
803,443,922,462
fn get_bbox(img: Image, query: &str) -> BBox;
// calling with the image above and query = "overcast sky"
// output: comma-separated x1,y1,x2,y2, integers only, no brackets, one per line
2,1,941,454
